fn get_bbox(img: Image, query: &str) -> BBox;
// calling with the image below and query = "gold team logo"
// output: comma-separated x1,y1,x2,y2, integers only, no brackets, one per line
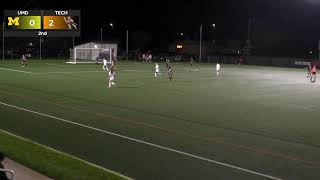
7,17,20,26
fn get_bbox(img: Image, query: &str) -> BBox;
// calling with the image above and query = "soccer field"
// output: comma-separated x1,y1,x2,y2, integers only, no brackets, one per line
0,60,320,180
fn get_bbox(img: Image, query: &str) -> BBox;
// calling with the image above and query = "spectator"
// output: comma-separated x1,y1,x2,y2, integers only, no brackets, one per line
239,57,244,65
0,152,9,180
148,53,152,63
142,53,146,62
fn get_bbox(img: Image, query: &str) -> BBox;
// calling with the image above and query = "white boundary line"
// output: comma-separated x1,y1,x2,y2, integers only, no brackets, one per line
45,71,102,74
0,129,133,180
0,67,102,74
0,67,186,75
123,70,139,72
0,67,157,75
0,101,283,180
44,63,68,67
0,67,34,74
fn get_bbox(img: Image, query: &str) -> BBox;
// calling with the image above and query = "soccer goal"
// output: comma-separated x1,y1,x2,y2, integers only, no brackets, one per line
68,48,113,64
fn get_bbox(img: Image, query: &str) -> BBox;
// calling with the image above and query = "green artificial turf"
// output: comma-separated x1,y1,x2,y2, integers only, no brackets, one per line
0,130,129,180
0,59,320,180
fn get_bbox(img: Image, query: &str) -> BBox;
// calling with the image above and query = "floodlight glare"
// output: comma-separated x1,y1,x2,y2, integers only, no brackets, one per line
177,45,183,49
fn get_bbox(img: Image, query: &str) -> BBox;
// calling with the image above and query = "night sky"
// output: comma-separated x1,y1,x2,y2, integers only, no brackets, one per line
1,0,320,56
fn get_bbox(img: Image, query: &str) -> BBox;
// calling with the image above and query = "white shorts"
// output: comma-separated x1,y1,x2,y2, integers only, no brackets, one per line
103,65,109,71
155,69,159,73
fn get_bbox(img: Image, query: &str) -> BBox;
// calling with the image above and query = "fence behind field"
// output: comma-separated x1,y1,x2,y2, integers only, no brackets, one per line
207,55,319,67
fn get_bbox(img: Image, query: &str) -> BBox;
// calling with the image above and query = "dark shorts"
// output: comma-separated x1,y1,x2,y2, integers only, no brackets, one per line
312,72,316,75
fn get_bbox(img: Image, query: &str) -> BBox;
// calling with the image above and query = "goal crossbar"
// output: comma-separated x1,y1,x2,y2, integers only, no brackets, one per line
68,48,112,64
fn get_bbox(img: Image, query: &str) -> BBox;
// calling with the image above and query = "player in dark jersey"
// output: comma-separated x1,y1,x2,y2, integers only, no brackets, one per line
310,64,317,82
166,60,173,80
21,55,27,68
189,56,194,66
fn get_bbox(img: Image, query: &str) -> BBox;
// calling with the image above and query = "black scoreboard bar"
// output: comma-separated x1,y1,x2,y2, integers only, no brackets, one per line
4,10,81,37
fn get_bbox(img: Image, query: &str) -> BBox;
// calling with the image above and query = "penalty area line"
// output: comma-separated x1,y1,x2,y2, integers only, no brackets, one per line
0,101,283,180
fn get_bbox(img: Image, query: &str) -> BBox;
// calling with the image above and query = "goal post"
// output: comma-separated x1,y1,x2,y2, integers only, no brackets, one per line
68,48,113,64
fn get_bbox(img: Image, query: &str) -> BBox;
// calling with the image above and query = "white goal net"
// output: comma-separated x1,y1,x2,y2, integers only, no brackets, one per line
68,48,113,64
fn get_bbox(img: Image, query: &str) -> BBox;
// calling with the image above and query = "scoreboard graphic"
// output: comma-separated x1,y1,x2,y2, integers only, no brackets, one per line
43,16,79,30
6,16,41,30
4,10,80,37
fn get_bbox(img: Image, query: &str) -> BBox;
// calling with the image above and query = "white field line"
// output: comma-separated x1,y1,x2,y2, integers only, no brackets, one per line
0,67,102,74
0,67,34,74
44,63,68,67
44,71,102,74
0,67,148,74
123,70,139,72
0,129,134,180
0,67,197,75
0,101,283,180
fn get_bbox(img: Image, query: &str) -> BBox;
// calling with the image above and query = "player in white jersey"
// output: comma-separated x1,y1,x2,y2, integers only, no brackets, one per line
216,62,221,76
21,55,27,68
154,63,160,77
103,58,109,72
108,65,116,88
